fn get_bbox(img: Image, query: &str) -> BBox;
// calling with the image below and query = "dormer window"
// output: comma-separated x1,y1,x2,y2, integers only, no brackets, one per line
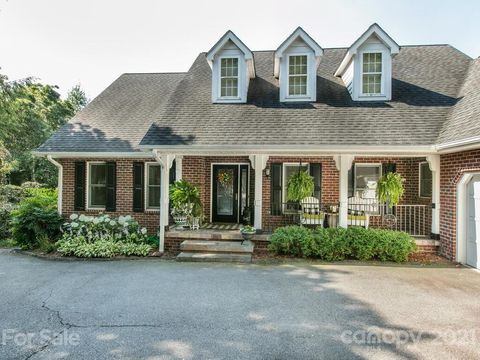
288,55,308,96
220,58,239,98
206,31,255,104
334,24,400,101
274,27,323,103
361,52,382,95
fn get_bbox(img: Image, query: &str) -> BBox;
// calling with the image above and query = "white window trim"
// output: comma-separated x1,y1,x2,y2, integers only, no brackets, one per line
218,56,241,100
86,161,106,211
145,162,161,211
418,161,433,198
353,163,382,194
359,50,386,97
286,54,310,99
282,163,310,205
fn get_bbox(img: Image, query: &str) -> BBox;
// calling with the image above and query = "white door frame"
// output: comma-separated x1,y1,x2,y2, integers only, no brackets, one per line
456,172,480,265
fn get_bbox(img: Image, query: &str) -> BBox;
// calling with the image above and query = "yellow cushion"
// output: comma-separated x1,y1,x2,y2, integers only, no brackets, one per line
303,213,324,220
348,215,368,221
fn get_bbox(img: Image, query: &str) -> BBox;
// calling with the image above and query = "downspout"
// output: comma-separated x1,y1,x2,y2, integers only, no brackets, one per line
46,155,63,215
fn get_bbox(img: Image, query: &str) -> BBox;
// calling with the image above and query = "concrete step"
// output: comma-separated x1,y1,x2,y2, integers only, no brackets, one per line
180,240,254,254
176,252,252,263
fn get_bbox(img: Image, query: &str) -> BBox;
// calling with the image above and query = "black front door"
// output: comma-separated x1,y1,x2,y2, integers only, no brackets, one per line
212,165,239,223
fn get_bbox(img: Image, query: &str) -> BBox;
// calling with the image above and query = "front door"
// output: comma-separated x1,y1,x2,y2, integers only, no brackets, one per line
466,175,480,268
212,164,249,223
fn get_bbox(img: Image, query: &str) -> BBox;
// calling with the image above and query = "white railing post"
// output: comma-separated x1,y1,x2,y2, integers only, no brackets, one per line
334,155,354,228
249,154,269,230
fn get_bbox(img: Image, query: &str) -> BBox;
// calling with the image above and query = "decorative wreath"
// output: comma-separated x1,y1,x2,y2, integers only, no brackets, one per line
218,170,233,187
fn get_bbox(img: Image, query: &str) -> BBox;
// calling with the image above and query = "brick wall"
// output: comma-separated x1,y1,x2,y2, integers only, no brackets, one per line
60,158,160,234
440,149,480,260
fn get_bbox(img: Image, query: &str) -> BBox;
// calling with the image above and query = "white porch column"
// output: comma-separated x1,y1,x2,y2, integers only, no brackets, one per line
153,151,175,253
249,154,269,230
427,155,440,237
175,155,183,181
334,155,354,228
46,156,63,215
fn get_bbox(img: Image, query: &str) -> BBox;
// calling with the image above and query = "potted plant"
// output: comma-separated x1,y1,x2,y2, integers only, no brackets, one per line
240,225,256,243
377,172,405,228
170,180,202,229
287,170,315,213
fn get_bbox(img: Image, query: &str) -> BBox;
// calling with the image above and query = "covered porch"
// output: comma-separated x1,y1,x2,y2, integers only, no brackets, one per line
153,152,440,253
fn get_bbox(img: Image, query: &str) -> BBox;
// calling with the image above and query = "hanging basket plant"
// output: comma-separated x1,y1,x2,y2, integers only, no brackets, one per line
377,172,405,208
287,170,314,202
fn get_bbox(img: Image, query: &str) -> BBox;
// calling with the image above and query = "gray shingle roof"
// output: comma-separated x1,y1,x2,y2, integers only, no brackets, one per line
37,72,185,152
437,58,480,145
38,44,474,153
140,45,471,148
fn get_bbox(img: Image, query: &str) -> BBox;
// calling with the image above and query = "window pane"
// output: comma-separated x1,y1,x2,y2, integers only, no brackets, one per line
289,55,307,75
90,164,106,185
362,74,381,95
148,186,160,208
90,186,106,207
355,166,381,191
148,165,160,186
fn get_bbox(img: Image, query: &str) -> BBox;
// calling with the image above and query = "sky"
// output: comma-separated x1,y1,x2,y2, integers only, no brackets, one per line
1,0,479,99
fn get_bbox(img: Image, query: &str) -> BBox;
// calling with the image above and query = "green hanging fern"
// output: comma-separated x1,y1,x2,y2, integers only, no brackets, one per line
287,170,314,202
377,172,405,208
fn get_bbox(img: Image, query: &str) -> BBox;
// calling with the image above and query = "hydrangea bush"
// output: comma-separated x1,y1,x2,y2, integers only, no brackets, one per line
56,214,152,258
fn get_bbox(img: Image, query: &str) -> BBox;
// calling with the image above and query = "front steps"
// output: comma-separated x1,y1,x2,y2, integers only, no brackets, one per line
176,240,254,263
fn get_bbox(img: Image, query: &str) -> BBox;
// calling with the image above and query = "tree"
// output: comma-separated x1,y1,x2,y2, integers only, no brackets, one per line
0,73,88,186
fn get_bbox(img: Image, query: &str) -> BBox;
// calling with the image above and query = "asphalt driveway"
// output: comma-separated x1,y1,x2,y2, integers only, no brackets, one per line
0,249,479,360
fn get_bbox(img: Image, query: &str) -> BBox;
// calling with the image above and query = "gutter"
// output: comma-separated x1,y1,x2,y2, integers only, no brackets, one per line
435,136,480,153
46,155,63,215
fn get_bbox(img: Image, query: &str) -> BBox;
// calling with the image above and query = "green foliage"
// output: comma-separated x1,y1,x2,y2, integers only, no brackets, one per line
287,170,314,202
169,179,202,217
269,226,417,262
0,238,17,248
0,74,88,185
377,172,405,208
55,214,152,258
10,188,62,249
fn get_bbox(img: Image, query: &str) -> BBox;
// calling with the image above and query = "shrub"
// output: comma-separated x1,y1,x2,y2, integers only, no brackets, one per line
269,225,416,262
0,185,25,203
10,188,62,249
56,214,152,258
269,225,313,257
0,202,15,240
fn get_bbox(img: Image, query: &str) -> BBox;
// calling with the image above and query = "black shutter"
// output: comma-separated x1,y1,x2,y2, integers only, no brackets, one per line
105,162,116,212
74,161,86,211
133,162,144,212
169,159,176,185
310,164,322,204
270,163,282,215
383,162,396,175
348,165,355,197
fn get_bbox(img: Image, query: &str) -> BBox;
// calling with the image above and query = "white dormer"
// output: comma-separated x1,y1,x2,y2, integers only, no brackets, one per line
206,31,255,103
334,23,400,101
274,27,323,102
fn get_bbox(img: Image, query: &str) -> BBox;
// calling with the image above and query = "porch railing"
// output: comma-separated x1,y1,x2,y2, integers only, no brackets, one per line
266,202,429,237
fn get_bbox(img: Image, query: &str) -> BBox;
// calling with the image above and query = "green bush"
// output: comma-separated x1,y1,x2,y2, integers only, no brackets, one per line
269,225,416,262
56,214,152,258
0,184,28,240
0,185,25,203
10,188,62,249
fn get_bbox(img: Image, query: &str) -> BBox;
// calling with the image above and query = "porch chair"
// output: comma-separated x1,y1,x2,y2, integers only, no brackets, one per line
300,197,325,226
347,195,378,228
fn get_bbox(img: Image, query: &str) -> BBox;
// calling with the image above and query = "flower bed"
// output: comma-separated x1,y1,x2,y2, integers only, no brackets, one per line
56,214,153,258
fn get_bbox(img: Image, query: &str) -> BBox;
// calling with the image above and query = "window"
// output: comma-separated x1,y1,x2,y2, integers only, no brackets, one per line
353,164,382,194
88,163,106,209
419,162,432,197
362,52,382,95
283,163,309,206
146,164,161,209
288,55,308,96
220,58,239,97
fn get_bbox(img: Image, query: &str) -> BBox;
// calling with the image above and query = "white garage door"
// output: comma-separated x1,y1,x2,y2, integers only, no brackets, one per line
466,175,480,268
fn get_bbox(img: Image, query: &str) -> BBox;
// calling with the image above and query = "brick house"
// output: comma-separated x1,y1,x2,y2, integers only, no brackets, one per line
36,24,480,267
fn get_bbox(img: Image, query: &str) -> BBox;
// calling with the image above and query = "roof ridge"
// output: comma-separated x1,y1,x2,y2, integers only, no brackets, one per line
122,72,187,76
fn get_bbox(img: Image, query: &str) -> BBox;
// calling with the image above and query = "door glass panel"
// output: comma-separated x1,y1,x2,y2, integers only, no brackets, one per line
216,169,234,216
240,167,248,213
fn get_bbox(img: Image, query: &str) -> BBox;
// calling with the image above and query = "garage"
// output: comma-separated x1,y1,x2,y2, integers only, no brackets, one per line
466,175,480,268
